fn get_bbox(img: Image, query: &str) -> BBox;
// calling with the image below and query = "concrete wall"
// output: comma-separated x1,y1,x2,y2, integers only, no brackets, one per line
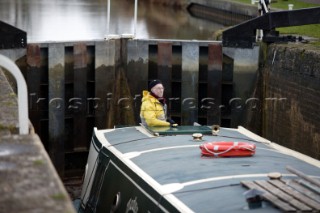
0,69,19,133
188,0,258,17
0,68,75,212
262,44,320,160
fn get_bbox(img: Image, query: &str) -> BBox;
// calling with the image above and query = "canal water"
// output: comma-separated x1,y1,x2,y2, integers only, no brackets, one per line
0,0,226,42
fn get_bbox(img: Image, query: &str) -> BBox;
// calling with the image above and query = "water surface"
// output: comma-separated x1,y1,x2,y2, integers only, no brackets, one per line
0,0,225,42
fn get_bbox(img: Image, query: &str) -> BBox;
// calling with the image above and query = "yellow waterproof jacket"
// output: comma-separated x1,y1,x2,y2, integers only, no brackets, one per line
140,90,170,127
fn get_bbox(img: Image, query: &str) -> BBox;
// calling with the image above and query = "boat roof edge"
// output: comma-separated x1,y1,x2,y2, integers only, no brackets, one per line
238,126,320,168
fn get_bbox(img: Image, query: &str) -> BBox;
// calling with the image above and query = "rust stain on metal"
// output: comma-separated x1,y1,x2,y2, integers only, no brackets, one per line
207,43,223,124
158,42,172,67
74,43,88,69
73,43,88,149
26,44,41,68
208,43,222,71
157,42,172,95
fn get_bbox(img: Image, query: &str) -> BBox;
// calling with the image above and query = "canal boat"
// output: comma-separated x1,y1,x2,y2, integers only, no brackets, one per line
78,125,320,212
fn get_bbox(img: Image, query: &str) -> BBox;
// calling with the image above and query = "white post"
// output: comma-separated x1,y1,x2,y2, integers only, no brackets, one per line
260,0,269,13
288,4,294,10
107,0,111,36
0,54,29,135
134,0,138,37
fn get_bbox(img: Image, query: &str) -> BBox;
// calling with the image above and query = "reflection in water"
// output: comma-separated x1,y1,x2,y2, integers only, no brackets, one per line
0,0,226,42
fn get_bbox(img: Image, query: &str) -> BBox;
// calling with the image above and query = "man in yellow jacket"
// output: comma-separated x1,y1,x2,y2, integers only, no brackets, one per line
140,79,177,127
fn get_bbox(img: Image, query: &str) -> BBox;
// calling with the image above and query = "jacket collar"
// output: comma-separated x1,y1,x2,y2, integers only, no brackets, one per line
142,90,159,103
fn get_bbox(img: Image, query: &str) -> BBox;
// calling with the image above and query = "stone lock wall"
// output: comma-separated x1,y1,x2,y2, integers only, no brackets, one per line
262,44,320,160
0,68,75,213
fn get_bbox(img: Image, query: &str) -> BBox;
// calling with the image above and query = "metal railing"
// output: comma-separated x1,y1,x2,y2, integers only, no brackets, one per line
106,0,138,39
0,54,29,134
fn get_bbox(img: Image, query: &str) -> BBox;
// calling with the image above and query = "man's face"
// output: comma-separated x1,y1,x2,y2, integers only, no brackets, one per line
151,83,165,98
